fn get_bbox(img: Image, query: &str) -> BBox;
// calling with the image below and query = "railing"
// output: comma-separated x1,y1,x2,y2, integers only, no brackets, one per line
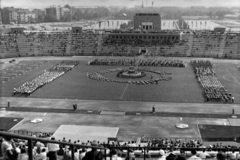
0,131,103,160
0,131,240,160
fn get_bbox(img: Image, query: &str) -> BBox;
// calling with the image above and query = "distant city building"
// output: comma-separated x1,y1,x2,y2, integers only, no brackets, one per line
45,6,61,20
45,6,70,21
224,13,240,19
2,7,18,24
61,7,70,17
1,7,35,24
33,9,45,21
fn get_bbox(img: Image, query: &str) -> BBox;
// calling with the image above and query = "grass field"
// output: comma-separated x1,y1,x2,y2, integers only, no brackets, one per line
19,62,205,103
1,58,240,103
1,57,240,143
0,117,23,131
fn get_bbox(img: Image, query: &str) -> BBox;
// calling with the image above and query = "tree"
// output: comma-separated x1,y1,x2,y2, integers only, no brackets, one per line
44,14,58,22
64,4,71,10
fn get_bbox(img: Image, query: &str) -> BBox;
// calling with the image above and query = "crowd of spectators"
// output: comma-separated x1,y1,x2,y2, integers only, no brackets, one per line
103,38,181,47
88,59,186,67
1,30,239,59
1,136,240,160
13,61,79,95
0,31,100,58
190,60,233,103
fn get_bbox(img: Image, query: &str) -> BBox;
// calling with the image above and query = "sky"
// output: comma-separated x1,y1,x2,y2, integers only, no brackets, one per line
2,0,240,9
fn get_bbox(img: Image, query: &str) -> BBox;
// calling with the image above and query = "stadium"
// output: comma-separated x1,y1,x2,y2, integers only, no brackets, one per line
1,4,240,160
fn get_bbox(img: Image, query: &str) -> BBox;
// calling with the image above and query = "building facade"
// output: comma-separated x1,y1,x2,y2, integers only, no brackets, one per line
2,7,35,24
134,13,162,31
45,6,61,20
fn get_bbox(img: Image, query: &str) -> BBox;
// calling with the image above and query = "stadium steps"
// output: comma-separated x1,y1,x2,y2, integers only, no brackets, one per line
96,33,103,55
219,34,226,58
65,33,72,56
186,33,193,57
156,46,160,56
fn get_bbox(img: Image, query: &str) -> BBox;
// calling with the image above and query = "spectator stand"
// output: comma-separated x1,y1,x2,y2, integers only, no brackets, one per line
1,131,240,160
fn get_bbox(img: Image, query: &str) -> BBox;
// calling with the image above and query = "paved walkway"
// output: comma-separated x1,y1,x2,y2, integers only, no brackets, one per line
1,97,239,118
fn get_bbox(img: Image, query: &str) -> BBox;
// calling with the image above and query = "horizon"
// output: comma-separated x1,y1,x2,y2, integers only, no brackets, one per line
2,0,240,9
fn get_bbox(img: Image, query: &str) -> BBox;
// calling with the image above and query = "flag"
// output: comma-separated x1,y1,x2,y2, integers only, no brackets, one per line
142,0,144,8
152,1,154,7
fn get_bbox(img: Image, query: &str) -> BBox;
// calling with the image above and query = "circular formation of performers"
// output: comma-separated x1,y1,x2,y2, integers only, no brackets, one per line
191,60,234,103
13,61,79,95
117,70,146,79
87,67,172,85
88,58,186,67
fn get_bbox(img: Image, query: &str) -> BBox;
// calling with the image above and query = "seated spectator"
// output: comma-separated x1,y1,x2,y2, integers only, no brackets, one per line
175,155,186,160
79,148,86,160
82,140,103,160
166,152,176,160
17,148,28,160
35,148,47,160
216,152,226,160
199,149,209,159
110,149,122,160
188,149,201,160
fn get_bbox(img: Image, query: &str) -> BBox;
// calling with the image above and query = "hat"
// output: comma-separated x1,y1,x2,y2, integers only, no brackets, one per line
159,149,165,156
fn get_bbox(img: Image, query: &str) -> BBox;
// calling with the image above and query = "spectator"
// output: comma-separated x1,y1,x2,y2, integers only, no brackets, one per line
17,148,28,160
188,149,201,160
158,149,166,160
175,155,186,160
79,148,86,160
230,150,237,160
1,137,16,160
36,148,47,160
82,140,103,160
199,149,209,159
166,152,176,160
47,137,59,160
110,149,122,160
216,152,226,160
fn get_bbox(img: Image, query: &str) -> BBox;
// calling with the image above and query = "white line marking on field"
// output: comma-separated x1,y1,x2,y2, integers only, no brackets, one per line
120,83,129,99
9,118,25,130
223,74,235,83
225,69,240,86
43,113,47,116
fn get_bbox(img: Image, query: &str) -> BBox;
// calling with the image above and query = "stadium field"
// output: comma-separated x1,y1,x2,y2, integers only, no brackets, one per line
0,117,24,131
1,110,240,145
1,57,240,103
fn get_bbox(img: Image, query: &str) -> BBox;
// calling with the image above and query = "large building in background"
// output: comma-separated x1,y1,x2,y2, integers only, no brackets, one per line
45,6,61,20
1,7,35,24
134,13,162,30
45,6,70,21
2,7,18,24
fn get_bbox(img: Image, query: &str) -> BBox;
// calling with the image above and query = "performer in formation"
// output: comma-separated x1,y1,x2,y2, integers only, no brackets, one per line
88,58,186,67
191,60,233,103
